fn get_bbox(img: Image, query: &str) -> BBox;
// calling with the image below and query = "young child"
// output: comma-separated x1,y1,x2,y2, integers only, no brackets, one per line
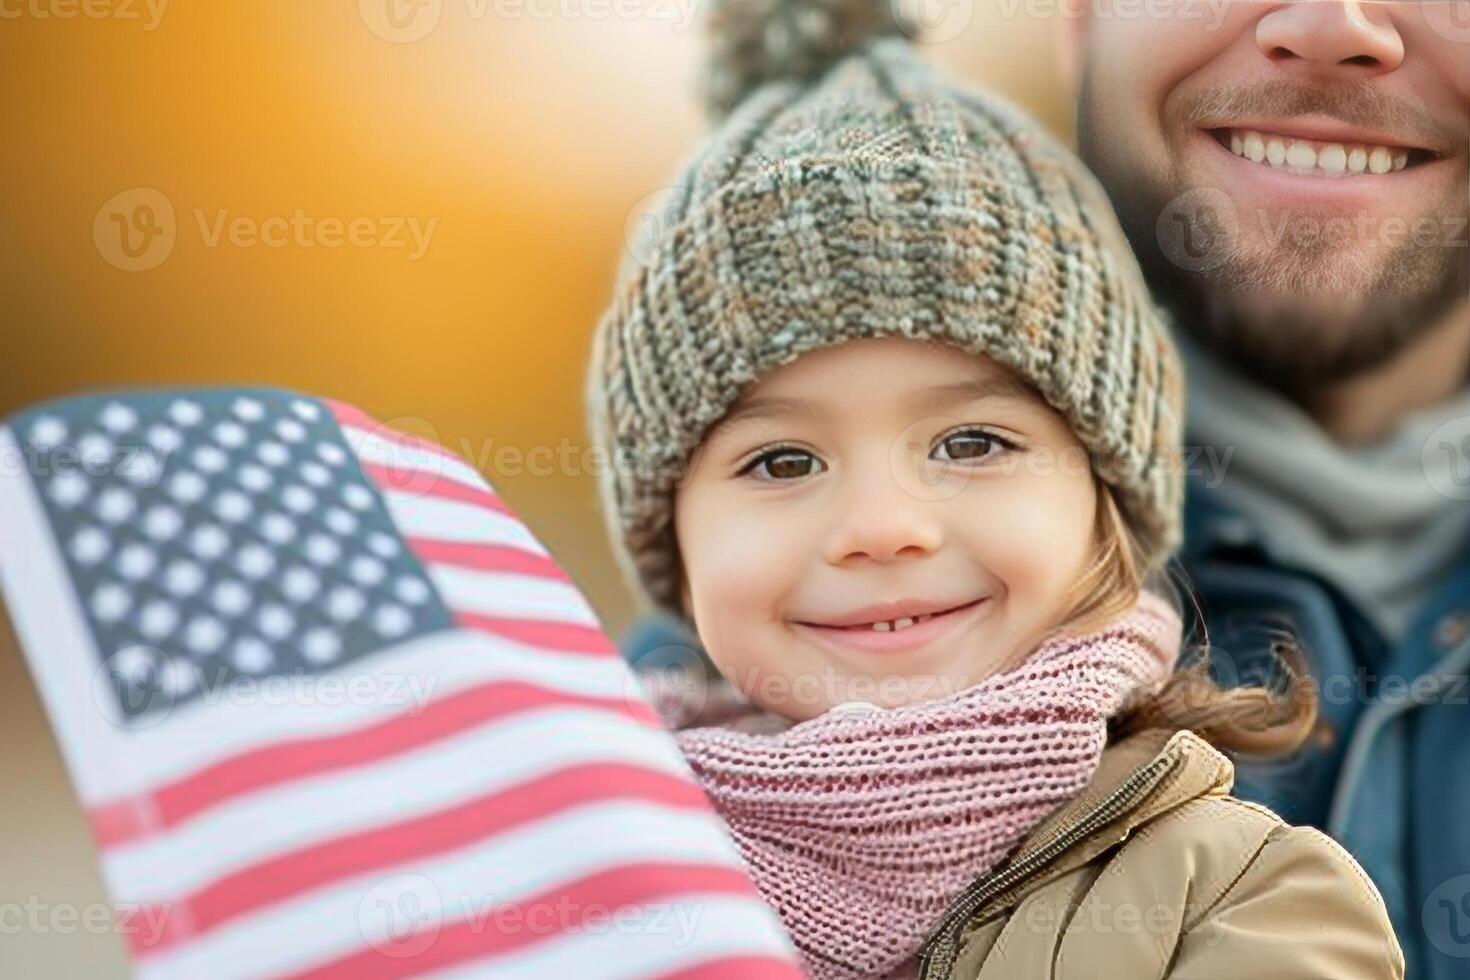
585,1,1404,977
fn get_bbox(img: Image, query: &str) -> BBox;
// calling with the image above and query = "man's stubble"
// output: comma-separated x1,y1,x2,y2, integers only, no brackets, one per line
1075,68,1469,399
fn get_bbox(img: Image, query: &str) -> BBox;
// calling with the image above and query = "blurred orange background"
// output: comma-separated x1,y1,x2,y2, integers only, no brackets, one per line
0,2,1070,974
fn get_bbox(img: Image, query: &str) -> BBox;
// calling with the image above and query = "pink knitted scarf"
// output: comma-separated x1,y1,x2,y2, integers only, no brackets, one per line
671,592,1183,980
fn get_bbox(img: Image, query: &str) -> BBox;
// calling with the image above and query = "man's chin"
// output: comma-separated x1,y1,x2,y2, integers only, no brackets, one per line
1199,239,1382,323
1160,243,1467,397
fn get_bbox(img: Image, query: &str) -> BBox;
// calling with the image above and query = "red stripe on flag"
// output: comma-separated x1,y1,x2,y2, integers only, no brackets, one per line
87,797,159,851
457,612,618,657
325,401,476,477
90,680,657,849
408,537,570,582
130,767,716,957
357,461,509,514
283,864,775,980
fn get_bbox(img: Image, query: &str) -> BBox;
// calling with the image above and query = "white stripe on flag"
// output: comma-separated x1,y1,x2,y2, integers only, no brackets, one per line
340,424,488,492
132,804,754,980
420,895,798,980
60,627,642,797
106,708,695,897
380,491,549,554
427,565,603,628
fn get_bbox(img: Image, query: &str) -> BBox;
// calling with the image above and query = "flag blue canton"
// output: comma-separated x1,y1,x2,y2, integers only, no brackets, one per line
13,389,454,723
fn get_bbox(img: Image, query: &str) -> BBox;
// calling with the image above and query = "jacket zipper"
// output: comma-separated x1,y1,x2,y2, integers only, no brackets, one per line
916,750,1181,980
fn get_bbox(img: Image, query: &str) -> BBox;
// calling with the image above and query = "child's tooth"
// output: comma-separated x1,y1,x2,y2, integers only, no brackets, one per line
1285,141,1316,170
1368,146,1392,174
1391,149,1408,171
1243,132,1265,163
1318,144,1347,175
873,620,892,632
1265,138,1287,166
1347,146,1368,173
1230,132,1244,155
892,617,914,631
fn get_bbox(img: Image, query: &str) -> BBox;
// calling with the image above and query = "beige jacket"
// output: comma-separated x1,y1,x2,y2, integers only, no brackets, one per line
918,728,1403,980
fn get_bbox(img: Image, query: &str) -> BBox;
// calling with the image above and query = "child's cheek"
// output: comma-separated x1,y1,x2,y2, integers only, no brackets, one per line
691,515,787,608
677,491,805,669
682,482,815,594
958,472,1097,612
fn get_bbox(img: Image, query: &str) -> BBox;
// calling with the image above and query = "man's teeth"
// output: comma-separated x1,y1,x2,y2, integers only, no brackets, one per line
1225,128,1409,177
849,613,935,633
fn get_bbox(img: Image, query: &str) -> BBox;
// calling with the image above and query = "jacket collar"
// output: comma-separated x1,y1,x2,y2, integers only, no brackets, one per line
917,729,1235,978
1004,728,1234,883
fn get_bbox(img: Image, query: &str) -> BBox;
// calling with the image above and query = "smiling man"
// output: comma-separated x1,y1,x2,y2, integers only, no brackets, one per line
1063,2,1470,976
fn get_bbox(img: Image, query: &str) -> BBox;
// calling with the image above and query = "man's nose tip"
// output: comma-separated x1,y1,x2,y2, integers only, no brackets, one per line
1255,1,1405,75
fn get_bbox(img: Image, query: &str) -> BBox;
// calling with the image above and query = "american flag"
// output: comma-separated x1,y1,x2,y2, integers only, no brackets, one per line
0,389,803,979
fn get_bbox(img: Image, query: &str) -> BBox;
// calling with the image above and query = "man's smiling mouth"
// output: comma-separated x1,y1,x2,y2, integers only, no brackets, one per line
1207,126,1436,179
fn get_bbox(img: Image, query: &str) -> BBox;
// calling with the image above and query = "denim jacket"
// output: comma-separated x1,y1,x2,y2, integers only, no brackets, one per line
1181,479,1470,980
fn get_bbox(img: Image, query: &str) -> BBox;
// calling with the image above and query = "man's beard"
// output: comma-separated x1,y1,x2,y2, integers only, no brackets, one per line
1147,218,1468,397
1076,73,1470,400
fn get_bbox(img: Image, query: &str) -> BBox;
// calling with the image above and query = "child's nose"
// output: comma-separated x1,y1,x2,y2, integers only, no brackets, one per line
820,468,945,566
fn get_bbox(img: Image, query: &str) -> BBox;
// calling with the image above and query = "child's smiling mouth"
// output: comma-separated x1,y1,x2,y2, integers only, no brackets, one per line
790,596,989,654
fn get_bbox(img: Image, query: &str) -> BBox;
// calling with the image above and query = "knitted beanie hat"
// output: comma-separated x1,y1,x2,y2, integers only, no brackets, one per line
586,0,1185,617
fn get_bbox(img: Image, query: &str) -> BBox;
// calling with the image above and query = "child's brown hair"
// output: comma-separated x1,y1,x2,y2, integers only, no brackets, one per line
1058,481,1319,758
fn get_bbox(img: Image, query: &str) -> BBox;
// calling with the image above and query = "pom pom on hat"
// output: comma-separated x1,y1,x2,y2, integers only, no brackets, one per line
701,0,921,121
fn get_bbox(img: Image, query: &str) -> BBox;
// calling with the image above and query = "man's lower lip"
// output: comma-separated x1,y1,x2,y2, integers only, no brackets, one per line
792,599,987,654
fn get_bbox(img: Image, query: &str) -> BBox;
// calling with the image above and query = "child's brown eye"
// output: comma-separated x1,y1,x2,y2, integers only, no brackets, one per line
932,429,1012,462
743,448,823,481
